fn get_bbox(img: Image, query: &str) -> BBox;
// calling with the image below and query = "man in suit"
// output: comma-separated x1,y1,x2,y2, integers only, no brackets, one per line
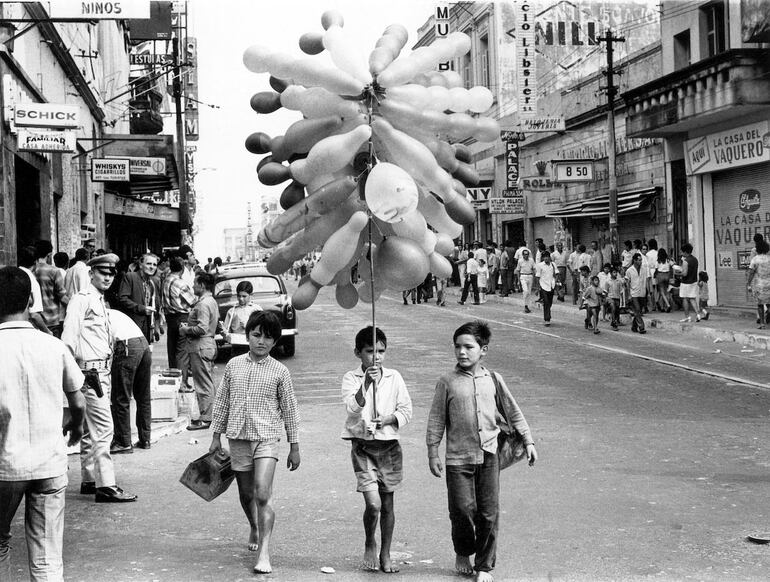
118,253,163,344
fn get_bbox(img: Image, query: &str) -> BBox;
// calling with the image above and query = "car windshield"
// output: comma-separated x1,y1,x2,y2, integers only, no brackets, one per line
215,276,282,297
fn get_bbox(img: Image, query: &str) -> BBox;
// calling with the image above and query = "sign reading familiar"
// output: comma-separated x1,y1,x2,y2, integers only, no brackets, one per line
92,158,130,182
685,120,770,175
48,0,151,19
17,129,76,152
14,103,79,129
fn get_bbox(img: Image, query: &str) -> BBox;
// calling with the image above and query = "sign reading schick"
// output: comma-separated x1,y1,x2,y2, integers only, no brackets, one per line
14,103,80,129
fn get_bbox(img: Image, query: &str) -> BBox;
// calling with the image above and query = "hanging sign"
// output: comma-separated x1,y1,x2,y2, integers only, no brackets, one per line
521,117,565,132
14,103,79,129
515,1,536,119
435,3,451,71
48,0,151,19
107,156,167,176
17,129,76,152
92,158,130,182
491,196,524,214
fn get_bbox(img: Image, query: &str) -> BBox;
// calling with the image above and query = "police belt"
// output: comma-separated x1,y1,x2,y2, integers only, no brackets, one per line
79,358,111,371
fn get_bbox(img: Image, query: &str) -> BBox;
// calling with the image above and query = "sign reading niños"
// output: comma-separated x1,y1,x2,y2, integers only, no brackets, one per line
684,120,770,175
48,0,151,19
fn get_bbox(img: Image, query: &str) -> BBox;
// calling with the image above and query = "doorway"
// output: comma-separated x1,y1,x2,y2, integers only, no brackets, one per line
14,156,41,250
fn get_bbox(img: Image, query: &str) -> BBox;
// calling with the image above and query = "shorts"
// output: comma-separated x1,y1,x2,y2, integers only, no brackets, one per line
680,282,698,299
228,438,280,471
350,438,403,493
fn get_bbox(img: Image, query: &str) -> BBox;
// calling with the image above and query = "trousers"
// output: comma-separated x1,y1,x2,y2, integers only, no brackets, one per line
81,371,116,488
0,474,67,582
188,338,217,422
111,337,152,447
445,452,500,573
460,274,479,304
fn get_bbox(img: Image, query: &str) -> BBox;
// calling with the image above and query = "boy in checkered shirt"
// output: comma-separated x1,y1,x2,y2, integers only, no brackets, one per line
340,326,412,573
208,311,300,575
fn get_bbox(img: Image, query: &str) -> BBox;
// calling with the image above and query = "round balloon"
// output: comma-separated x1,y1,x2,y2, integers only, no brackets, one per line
364,162,419,223
374,236,430,289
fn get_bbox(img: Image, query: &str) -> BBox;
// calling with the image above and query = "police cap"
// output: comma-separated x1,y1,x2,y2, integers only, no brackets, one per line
87,253,119,272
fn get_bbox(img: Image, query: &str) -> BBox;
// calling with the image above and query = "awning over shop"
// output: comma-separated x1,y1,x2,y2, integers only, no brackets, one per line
545,187,660,218
99,134,178,198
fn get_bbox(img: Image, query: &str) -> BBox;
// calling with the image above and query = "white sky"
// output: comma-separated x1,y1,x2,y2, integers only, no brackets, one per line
187,0,437,258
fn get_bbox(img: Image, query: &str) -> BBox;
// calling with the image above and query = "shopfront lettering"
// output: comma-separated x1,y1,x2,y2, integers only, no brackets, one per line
739,189,761,213
712,140,764,165
715,225,770,246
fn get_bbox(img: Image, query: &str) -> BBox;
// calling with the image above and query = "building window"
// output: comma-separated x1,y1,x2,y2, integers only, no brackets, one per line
479,35,490,88
673,30,690,69
702,2,726,57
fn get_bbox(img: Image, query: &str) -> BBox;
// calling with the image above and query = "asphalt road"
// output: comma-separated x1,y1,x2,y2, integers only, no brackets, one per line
7,285,770,581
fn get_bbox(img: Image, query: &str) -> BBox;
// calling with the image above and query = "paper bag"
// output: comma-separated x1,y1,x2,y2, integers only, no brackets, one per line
179,451,235,502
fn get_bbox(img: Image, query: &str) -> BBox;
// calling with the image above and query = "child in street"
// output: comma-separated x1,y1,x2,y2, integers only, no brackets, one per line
222,281,262,345
698,271,710,320
208,311,301,575
341,326,412,573
477,259,489,303
598,263,612,321
427,320,537,582
606,268,625,330
582,275,605,334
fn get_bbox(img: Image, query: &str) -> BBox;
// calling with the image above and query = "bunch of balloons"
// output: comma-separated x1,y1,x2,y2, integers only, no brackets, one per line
243,9,500,310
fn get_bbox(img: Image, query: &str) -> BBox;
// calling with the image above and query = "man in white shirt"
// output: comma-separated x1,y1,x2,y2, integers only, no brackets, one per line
535,251,558,326
458,252,480,305
515,249,536,313
64,247,91,304
568,243,582,305
178,244,198,288
17,245,50,334
551,241,568,302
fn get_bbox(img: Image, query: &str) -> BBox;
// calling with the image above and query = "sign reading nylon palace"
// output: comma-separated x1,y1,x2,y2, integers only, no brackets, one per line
515,2,537,119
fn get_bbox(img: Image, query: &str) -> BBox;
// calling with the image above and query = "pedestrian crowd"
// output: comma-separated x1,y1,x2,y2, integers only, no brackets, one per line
440,234,770,334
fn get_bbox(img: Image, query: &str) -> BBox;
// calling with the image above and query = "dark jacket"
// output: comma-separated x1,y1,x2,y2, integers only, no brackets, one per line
118,271,159,342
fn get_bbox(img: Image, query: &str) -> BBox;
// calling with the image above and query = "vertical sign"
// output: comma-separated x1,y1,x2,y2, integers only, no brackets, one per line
184,37,199,141
501,130,524,213
515,2,536,118
435,3,451,71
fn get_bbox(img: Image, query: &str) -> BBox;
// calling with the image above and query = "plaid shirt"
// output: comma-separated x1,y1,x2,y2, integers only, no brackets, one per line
162,271,194,315
211,353,300,443
34,261,67,325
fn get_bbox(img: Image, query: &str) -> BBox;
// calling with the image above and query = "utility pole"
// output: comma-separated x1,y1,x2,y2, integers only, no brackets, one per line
597,29,624,261
172,35,189,245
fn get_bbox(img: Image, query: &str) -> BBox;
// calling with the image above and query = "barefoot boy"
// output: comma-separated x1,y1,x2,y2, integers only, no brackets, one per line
209,311,300,575
341,326,412,573
427,320,537,582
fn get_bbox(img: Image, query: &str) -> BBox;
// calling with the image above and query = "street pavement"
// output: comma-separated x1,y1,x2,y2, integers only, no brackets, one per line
7,282,770,581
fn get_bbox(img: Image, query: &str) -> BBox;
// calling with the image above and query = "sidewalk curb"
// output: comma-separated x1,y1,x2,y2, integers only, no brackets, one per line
443,285,770,351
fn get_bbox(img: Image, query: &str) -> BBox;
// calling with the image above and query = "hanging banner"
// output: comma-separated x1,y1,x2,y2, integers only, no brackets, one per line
514,1,536,119
435,3,451,71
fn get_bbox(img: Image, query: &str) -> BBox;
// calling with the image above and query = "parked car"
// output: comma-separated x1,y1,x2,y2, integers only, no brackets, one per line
213,267,297,357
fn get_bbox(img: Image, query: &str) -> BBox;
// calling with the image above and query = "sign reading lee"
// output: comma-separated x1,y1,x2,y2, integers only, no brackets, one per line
92,158,130,182
685,120,770,175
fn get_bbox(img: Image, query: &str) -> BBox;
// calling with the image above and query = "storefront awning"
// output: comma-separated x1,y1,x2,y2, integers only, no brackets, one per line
99,134,178,198
545,187,660,218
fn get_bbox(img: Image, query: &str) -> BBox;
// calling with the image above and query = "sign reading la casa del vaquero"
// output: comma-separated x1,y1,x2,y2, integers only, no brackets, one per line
685,120,770,175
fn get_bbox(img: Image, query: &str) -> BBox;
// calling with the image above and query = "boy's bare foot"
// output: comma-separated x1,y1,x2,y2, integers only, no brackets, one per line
360,544,379,571
475,571,494,582
248,527,259,551
253,548,271,574
455,554,473,576
379,553,400,573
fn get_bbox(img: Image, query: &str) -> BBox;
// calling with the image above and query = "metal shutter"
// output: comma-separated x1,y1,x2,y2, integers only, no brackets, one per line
712,162,770,307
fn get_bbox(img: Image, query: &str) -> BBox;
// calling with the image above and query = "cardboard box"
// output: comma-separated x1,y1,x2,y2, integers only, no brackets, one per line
152,373,180,397
151,395,178,421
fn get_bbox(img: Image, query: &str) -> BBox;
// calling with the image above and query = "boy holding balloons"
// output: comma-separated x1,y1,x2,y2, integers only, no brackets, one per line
340,326,412,573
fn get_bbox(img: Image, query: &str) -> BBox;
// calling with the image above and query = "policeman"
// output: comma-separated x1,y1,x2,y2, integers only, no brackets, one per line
61,253,137,502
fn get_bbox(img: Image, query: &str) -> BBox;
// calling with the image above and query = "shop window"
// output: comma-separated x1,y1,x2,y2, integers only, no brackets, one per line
673,30,690,70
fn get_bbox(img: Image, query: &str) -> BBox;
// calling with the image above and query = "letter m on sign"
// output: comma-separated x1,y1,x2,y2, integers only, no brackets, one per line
435,5,449,19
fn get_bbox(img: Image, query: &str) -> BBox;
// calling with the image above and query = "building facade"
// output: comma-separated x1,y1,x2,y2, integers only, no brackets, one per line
624,0,770,308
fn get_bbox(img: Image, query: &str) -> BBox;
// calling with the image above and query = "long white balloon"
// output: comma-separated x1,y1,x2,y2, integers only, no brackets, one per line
323,25,372,84
290,125,371,184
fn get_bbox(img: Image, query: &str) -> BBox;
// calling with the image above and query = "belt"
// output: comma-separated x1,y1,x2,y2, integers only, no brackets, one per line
79,358,111,371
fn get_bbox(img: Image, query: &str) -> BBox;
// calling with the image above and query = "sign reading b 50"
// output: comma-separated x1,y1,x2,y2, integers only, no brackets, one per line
553,160,594,182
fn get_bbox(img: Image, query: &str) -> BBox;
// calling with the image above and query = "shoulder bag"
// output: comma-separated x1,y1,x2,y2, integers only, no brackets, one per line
489,370,528,470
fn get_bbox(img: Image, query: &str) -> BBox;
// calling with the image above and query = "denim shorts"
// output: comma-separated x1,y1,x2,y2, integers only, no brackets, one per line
228,438,280,471
350,439,403,493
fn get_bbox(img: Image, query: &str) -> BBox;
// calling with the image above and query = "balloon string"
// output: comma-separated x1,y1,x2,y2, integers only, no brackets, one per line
365,86,377,419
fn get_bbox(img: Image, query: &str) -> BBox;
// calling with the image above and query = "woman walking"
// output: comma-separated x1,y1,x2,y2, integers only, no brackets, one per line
654,248,673,312
747,239,770,329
